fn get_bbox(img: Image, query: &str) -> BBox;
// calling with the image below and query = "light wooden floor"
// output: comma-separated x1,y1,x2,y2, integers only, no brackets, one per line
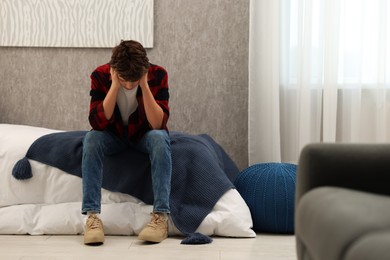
0,234,297,260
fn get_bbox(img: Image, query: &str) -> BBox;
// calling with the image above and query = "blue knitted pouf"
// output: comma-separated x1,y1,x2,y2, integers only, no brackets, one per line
234,162,297,234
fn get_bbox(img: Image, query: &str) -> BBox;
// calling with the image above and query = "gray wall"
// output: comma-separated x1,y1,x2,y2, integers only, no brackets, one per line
0,0,249,170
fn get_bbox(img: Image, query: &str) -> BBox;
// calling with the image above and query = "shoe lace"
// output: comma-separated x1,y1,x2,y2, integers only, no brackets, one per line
87,215,102,230
147,213,166,229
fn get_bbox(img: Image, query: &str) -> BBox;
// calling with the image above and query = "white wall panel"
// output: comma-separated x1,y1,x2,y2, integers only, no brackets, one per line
0,0,153,48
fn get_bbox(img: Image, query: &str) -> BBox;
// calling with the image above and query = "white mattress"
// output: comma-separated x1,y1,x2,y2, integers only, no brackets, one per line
0,124,255,237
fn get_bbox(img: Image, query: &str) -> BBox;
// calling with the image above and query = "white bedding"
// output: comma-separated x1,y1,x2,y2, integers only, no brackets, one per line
0,124,255,237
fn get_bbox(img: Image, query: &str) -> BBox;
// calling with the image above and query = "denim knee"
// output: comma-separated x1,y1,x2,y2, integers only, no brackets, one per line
83,131,105,152
83,130,101,146
146,130,170,152
148,130,169,142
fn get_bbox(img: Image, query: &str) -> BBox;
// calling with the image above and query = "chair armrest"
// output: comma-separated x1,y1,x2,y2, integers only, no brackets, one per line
296,143,390,203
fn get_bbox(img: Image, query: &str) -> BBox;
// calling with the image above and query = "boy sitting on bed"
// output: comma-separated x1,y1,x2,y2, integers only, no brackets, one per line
82,40,172,245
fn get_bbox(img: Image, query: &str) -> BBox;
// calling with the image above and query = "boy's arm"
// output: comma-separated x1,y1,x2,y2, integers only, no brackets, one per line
102,68,121,120
140,71,165,129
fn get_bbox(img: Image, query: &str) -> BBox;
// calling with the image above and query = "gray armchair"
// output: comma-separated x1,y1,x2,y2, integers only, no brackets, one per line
295,143,390,260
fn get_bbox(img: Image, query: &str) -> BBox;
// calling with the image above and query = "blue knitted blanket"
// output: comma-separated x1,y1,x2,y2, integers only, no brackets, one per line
12,131,239,242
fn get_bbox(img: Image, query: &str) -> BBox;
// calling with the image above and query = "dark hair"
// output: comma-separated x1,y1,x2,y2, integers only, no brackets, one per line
108,40,150,81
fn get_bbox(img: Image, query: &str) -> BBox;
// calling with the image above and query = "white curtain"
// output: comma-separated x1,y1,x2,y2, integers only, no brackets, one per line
249,0,390,165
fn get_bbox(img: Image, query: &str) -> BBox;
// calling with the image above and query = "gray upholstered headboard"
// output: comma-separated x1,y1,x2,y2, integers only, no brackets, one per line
0,0,249,170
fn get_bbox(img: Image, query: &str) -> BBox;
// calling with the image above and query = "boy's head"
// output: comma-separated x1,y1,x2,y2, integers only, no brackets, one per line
109,40,150,82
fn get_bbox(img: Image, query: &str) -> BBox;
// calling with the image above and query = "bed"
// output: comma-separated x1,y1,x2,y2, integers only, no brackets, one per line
0,124,255,240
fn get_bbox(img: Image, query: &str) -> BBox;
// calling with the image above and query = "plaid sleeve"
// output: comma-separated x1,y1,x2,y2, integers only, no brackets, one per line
150,66,170,130
88,70,114,130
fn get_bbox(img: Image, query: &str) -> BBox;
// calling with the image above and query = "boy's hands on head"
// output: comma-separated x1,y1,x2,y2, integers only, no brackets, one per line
110,67,121,90
140,71,149,90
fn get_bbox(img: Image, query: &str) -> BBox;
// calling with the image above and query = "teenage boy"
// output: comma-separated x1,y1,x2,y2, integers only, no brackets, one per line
82,40,172,245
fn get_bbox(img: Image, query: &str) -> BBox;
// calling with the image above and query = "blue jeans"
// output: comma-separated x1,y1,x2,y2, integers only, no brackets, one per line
81,129,172,214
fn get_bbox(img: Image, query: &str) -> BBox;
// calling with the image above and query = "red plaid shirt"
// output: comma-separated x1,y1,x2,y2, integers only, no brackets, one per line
88,63,170,143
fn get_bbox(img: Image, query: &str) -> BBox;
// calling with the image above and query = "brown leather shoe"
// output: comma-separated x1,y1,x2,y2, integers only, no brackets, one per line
84,214,105,245
138,213,168,243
